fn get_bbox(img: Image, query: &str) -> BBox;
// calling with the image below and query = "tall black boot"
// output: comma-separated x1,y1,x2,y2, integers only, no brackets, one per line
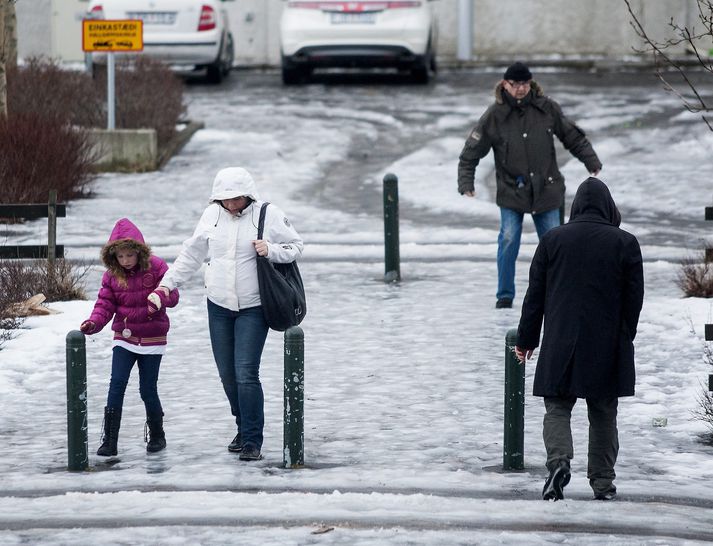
97,406,121,457
145,412,166,453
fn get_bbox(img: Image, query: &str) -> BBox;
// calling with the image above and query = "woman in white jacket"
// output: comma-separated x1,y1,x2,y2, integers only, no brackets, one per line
157,167,303,461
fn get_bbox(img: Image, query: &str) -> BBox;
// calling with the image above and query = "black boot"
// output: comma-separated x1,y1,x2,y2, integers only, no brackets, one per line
145,413,166,453
97,406,121,457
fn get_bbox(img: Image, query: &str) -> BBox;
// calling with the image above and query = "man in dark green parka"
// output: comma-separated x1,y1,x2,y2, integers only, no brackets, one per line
457,62,602,309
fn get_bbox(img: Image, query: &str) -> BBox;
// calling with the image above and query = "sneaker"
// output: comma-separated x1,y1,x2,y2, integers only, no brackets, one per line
594,489,617,501
495,298,513,309
542,462,571,501
239,444,262,461
228,432,242,453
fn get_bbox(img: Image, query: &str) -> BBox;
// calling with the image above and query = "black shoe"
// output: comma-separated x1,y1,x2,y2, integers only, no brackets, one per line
239,444,262,461
495,298,513,309
594,489,617,501
228,432,242,453
542,462,571,501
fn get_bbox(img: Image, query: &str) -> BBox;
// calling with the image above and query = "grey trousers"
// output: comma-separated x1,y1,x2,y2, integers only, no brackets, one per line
543,396,619,495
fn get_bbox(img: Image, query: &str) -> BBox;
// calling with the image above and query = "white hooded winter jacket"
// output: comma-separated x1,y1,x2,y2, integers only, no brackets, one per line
161,167,304,312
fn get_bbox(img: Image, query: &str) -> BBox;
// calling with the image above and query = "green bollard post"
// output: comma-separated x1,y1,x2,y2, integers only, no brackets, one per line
66,330,88,471
383,173,401,283
503,328,525,470
284,326,304,468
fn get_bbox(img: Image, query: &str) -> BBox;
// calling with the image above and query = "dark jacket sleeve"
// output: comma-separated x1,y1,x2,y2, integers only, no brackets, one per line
457,108,494,194
517,238,549,349
622,235,644,340
550,99,602,174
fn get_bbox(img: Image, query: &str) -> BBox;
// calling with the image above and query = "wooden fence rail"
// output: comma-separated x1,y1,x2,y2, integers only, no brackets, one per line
0,190,66,260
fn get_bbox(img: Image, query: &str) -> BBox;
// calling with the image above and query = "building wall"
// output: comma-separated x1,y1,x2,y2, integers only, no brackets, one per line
15,0,698,65
16,0,52,60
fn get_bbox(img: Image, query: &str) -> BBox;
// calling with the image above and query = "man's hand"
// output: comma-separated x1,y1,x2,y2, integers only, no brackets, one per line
514,346,533,364
463,190,475,198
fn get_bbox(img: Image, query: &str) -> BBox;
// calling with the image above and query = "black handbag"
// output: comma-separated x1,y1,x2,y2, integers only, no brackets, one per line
255,202,306,331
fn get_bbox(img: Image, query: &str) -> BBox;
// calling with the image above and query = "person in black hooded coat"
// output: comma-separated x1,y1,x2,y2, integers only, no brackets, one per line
515,177,644,501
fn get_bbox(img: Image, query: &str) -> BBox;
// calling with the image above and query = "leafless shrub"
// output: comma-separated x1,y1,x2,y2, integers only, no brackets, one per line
688,320,713,440
0,259,89,304
8,56,186,147
0,287,23,350
110,57,186,145
39,259,90,302
694,388,713,438
6,57,104,126
676,254,713,298
0,258,91,349
0,113,98,203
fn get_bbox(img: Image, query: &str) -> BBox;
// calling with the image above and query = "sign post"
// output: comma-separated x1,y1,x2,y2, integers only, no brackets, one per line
82,19,144,130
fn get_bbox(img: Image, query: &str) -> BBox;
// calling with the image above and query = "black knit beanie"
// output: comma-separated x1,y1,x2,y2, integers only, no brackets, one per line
503,62,532,82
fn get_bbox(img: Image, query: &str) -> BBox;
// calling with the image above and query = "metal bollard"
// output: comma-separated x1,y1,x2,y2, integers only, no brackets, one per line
503,328,525,470
284,326,304,468
66,330,88,471
383,173,401,283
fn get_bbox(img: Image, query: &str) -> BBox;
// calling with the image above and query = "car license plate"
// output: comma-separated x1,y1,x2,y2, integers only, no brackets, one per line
127,11,176,25
330,12,376,24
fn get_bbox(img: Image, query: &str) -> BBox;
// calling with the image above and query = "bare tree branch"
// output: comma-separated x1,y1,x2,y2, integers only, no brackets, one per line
625,0,713,131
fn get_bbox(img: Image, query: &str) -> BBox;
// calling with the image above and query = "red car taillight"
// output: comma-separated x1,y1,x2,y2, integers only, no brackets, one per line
198,5,216,31
89,4,105,18
286,1,421,10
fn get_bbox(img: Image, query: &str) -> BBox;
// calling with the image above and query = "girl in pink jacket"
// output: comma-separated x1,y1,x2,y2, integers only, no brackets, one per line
80,218,179,457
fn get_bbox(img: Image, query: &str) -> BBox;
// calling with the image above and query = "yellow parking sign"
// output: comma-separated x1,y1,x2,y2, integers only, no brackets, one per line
82,19,144,52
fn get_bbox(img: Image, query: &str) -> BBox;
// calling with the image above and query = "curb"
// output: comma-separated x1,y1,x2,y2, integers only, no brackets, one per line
157,120,205,170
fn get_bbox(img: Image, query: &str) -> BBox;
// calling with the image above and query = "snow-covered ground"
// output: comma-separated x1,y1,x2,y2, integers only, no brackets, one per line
1,69,713,544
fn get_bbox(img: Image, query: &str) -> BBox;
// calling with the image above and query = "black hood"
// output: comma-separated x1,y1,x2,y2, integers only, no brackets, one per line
569,177,621,227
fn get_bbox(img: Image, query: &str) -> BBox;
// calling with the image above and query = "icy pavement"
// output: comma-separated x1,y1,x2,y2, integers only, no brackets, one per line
1,69,713,543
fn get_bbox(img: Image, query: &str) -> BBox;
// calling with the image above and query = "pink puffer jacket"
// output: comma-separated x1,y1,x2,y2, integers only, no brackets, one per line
87,218,179,346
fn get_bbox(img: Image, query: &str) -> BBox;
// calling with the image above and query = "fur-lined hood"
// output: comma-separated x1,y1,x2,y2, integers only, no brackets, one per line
100,218,151,274
494,80,544,104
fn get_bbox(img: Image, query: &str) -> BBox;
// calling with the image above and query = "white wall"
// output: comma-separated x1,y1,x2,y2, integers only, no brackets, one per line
15,0,699,65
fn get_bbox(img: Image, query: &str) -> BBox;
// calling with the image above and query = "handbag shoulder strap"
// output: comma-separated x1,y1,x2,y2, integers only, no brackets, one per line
257,202,270,239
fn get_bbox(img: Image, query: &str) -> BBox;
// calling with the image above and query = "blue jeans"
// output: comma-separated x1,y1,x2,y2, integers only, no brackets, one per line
107,346,163,415
207,300,269,450
497,207,560,301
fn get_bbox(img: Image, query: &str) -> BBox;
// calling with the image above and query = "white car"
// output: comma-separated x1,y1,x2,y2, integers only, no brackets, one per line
86,0,234,83
279,0,438,84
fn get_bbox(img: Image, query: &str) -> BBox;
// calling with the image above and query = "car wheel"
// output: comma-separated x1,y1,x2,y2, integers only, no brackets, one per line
411,37,434,84
206,62,223,84
281,62,310,85
222,33,234,77
282,66,301,85
410,63,429,84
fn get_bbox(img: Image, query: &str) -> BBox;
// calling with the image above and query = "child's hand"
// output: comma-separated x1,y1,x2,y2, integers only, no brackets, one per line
147,290,163,314
80,320,96,334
